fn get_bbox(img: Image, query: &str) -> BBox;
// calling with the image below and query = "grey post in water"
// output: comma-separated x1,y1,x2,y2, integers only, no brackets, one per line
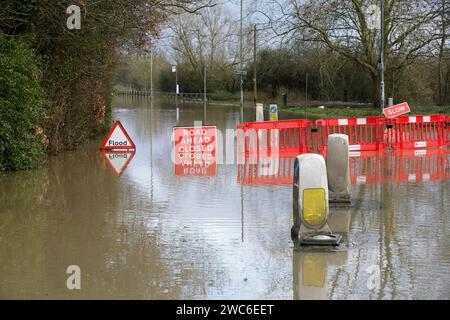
388,97,393,108
172,65,179,124
255,103,264,122
326,134,351,204
150,50,153,100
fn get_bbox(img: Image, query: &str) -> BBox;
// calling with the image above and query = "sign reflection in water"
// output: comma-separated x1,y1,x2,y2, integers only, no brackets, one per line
101,151,136,177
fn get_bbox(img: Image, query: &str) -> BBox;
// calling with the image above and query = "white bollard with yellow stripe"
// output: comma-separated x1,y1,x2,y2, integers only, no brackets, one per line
291,153,341,245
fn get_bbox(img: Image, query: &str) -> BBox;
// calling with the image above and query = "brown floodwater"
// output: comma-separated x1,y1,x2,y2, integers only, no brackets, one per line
0,97,449,299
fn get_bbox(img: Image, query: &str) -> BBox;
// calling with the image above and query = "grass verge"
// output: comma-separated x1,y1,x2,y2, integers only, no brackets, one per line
279,105,450,118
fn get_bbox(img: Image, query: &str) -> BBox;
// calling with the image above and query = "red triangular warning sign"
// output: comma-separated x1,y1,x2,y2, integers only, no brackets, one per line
100,120,136,150
101,151,135,176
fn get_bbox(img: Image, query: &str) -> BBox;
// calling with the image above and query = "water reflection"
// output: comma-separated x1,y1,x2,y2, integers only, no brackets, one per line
0,96,449,299
238,149,450,185
101,151,136,176
293,249,348,300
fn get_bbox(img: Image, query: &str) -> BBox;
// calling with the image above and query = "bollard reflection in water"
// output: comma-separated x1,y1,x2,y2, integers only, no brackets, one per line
293,206,351,299
293,249,348,300
327,207,352,239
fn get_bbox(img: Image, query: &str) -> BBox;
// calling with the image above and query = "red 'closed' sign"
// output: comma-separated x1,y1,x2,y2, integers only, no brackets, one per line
173,126,217,176
383,102,410,119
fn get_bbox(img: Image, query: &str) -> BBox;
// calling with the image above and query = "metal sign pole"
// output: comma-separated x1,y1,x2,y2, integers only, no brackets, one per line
239,0,244,123
150,50,153,100
380,0,385,113
204,65,207,124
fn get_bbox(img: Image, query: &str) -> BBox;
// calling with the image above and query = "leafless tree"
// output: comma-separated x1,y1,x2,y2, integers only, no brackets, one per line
256,0,443,107
165,5,241,91
435,0,449,105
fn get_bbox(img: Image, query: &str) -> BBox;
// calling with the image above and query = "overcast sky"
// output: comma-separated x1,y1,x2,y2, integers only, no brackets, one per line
156,0,278,63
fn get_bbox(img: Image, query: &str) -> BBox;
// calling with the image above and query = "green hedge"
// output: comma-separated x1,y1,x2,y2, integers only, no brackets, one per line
209,90,239,101
0,34,45,171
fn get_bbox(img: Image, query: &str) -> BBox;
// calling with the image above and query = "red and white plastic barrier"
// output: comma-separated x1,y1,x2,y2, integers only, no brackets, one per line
315,117,384,152
237,119,314,156
391,115,448,149
237,114,449,155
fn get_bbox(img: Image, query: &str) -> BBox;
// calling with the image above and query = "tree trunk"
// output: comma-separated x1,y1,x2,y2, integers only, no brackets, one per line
444,65,449,105
437,0,446,106
438,54,443,106
371,73,381,110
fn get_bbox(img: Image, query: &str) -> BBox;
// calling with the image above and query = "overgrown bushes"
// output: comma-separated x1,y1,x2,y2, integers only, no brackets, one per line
0,34,45,171
0,0,167,170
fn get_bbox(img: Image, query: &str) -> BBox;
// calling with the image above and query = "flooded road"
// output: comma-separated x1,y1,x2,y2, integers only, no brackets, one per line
1,97,449,299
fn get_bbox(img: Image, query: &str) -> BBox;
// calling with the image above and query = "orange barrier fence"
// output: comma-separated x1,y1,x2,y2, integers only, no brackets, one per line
237,115,449,155
391,115,448,149
316,117,384,152
237,150,450,186
236,119,314,156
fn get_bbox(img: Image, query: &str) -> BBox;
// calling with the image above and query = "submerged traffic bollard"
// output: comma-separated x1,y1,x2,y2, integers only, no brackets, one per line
388,97,394,108
291,154,341,245
326,134,351,204
256,103,264,122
